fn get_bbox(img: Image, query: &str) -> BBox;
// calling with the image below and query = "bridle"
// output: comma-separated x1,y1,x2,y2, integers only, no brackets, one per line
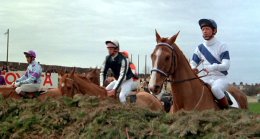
151,42,176,79
61,76,82,96
150,42,208,84
150,42,208,111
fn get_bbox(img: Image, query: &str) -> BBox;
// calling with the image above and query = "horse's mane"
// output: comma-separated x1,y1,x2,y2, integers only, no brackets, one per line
160,38,198,77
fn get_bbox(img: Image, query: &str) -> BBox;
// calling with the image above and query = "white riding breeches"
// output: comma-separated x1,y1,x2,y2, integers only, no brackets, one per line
15,84,41,94
131,81,139,91
106,78,135,103
202,75,229,100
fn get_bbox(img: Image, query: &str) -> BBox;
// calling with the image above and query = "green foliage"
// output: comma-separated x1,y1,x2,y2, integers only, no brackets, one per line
249,102,260,114
0,96,259,138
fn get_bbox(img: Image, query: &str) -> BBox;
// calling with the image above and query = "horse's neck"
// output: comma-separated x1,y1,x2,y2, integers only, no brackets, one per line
170,51,214,110
74,76,106,96
0,87,15,91
0,87,16,98
171,53,200,90
92,78,99,86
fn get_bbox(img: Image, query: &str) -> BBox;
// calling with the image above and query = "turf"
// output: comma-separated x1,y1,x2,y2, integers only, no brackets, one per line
0,96,259,138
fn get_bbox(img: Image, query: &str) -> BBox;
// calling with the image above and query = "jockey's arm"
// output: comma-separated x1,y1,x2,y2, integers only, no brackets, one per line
112,58,129,91
100,59,108,87
204,59,230,72
204,47,230,72
20,76,37,84
19,66,41,85
16,74,27,82
190,47,202,70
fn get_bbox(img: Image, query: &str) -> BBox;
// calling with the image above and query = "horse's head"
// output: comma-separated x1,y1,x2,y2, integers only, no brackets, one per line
86,68,100,85
148,30,180,94
60,68,80,97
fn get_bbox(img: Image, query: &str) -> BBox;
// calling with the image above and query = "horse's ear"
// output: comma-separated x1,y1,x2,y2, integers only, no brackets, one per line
168,31,180,45
155,29,161,43
70,67,75,77
59,68,65,76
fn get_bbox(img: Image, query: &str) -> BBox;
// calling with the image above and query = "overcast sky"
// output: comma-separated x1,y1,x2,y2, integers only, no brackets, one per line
0,0,259,84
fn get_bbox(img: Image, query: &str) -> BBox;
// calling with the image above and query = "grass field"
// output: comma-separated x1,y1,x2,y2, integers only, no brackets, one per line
0,96,259,138
249,102,260,114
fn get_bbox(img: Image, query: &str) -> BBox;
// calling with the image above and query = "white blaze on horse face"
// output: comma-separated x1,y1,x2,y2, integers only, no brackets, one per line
149,48,162,88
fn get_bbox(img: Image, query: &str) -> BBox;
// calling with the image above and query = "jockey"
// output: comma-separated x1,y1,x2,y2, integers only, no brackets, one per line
13,50,42,95
100,40,135,103
121,50,139,91
190,19,231,109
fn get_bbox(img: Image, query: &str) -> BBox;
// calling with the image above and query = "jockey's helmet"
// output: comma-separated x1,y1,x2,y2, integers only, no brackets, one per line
105,40,120,49
199,19,217,29
24,50,36,58
121,51,129,58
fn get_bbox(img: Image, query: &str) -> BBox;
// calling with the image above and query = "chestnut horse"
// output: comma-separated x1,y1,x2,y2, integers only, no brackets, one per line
86,68,100,85
0,87,20,99
60,69,107,99
83,69,164,112
148,30,248,112
0,86,61,101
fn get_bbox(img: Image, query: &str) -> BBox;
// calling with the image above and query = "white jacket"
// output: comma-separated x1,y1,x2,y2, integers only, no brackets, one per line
190,37,230,76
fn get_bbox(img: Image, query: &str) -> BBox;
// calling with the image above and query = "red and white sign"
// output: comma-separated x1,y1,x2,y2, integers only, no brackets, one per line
1,71,58,89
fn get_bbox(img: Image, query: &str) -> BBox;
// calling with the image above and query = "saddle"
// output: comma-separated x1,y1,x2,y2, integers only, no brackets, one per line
19,91,46,99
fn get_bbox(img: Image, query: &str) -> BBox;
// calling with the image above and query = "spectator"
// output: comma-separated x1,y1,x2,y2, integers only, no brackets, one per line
1,64,8,73
0,71,6,85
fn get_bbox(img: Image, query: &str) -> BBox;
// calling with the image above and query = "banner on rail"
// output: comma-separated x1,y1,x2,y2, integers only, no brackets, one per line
1,71,58,88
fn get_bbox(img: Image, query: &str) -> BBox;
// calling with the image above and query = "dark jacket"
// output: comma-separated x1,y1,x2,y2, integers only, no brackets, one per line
100,53,134,90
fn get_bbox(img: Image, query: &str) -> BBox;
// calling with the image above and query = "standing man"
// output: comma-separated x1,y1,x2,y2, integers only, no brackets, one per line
100,40,135,104
190,19,231,108
13,50,42,96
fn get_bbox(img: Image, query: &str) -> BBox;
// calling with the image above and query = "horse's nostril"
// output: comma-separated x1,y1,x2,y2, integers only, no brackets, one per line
154,85,161,90
149,85,161,94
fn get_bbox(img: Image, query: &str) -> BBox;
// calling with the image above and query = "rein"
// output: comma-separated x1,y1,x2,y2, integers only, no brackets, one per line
6,88,15,98
167,69,208,84
64,77,83,96
151,43,175,77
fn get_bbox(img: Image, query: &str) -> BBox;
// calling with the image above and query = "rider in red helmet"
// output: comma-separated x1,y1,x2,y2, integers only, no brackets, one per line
190,19,231,109
13,50,42,96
